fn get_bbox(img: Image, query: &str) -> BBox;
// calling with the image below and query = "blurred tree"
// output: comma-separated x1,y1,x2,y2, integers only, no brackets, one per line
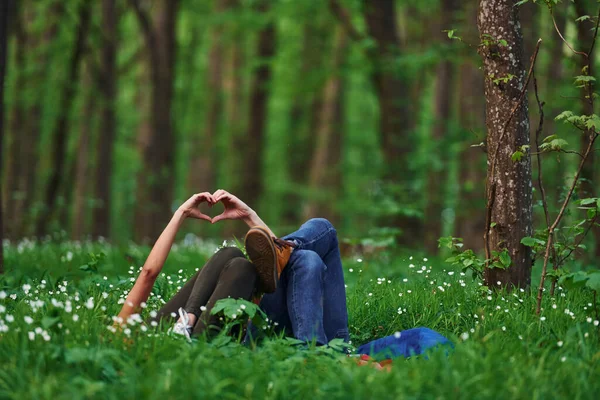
363,0,422,244
424,0,457,253
455,61,486,252
72,61,97,240
92,0,118,238
304,26,348,221
242,1,275,211
3,0,25,240
479,0,533,289
0,0,11,272
574,1,600,258
130,0,179,242
36,1,91,237
188,0,229,201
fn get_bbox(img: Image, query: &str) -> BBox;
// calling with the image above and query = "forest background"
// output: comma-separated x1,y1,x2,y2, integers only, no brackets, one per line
0,0,599,275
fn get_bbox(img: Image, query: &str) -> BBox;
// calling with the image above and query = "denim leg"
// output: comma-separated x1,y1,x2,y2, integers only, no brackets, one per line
283,218,349,342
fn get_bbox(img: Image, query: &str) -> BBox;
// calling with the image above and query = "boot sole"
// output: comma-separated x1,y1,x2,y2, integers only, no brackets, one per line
245,227,277,293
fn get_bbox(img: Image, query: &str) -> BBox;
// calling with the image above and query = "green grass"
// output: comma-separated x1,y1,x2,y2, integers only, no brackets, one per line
0,239,599,399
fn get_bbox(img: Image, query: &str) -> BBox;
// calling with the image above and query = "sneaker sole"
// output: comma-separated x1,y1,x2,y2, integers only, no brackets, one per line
245,227,277,293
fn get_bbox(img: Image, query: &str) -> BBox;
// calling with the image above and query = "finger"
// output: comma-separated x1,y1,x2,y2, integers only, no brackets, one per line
211,213,226,224
198,192,214,205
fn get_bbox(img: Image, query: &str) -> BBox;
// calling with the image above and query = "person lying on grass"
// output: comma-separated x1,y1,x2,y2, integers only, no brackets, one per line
115,190,349,343
115,189,452,361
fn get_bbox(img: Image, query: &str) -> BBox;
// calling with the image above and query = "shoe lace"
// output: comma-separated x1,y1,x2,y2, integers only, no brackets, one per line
273,237,296,250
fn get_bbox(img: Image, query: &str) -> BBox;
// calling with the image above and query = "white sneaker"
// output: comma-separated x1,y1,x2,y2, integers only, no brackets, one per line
169,307,192,342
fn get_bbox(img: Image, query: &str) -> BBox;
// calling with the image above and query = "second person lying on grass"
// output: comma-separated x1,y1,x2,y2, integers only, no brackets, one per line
116,190,349,344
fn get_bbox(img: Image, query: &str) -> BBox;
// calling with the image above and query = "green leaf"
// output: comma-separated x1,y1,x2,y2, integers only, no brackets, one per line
490,222,497,228
579,197,598,206
41,316,60,329
585,114,600,131
515,0,529,5
511,150,524,162
585,272,600,292
521,237,538,247
576,15,591,22
555,111,574,121
445,29,455,39
499,251,511,268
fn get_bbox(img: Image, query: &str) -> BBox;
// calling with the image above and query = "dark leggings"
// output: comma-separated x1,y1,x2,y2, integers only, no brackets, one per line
148,247,257,336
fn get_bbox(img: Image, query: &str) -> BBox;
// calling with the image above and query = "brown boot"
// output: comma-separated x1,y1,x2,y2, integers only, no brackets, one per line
244,226,295,293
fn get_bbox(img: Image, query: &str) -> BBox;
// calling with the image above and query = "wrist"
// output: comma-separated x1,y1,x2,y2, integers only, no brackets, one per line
243,210,260,227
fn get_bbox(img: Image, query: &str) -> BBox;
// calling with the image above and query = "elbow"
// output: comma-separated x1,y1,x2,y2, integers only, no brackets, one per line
140,266,159,281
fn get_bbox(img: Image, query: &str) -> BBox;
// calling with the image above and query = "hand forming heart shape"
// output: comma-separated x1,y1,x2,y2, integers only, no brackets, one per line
180,190,253,224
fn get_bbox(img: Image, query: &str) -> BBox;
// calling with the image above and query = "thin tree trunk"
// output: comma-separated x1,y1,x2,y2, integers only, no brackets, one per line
188,0,227,195
574,1,600,259
242,3,275,210
363,0,421,245
72,63,96,240
479,0,533,289
424,0,456,253
304,26,347,220
284,20,329,225
92,0,118,239
4,4,25,240
131,0,179,243
0,0,11,272
455,61,486,252
19,2,63,237
36,2,91,237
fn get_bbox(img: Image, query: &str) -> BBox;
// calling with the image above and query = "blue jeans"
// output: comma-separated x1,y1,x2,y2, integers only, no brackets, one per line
356,327,453,360
256,218,349,345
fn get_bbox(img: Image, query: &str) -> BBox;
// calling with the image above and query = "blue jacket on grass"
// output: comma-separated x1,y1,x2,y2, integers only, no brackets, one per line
356,327,453,360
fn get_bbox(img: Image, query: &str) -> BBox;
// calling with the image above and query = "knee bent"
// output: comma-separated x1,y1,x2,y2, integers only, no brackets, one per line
215,246,245,260
290,250,327,274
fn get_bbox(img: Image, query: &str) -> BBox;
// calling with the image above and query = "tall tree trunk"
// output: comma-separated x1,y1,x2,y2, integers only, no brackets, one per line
424,0,457,253
363,0,421,245
455,61,486,252
72,63,96,240
574,1,600,259
92,0,118,239
478,0,533,289
4,2,25,240
19,2,63,237
222,0,246,238
0,0,11,272
242,3,275,210
36,2,91,237
304,26,347,221
131,0,179,243
188,0,227,196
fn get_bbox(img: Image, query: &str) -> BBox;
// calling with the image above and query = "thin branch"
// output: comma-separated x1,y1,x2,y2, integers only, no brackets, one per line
551,9,587,58
327,0,364,42
556,214,599,265
127,0,156,51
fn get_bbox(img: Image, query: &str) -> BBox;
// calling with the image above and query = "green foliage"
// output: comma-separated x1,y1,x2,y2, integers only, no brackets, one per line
2,242,600,398
539,134,569,152
79,252,106,273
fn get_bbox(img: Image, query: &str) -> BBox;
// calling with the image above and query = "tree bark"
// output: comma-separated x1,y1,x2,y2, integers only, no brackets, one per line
304,26,347,221
242,3,275,210
478,0,533,288
424,0,457,253
35,2,91,237
131,0,179,243
92,0,118,239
